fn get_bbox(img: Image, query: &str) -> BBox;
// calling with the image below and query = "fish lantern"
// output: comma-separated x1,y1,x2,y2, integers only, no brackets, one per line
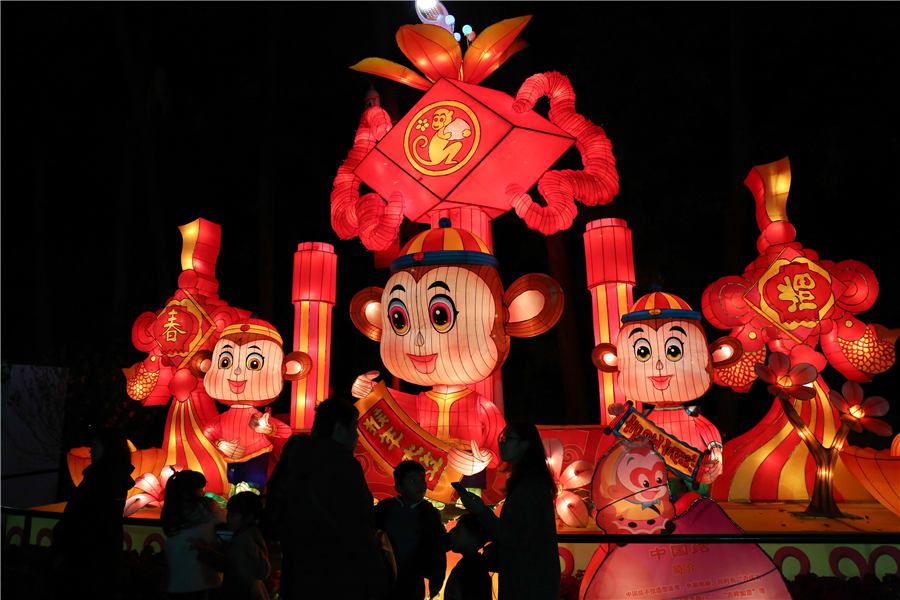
592,292,742,494
190,318,312,494
350,219,564,491
122,218,252,495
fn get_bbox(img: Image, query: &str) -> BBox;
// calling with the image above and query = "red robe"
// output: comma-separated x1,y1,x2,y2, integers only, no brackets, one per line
203,406,292,462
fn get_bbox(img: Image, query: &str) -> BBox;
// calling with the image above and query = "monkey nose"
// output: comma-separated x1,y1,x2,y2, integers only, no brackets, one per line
655,360,664,371
415,332,425,347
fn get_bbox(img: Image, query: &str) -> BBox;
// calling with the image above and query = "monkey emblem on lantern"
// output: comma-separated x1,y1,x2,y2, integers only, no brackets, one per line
404,100,480,176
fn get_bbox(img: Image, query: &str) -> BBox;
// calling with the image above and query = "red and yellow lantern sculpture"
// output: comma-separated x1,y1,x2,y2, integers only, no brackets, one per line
189,318,312,493
583,218,636,424
121,218,253,495
290,242,338,431
349,220,563,495
333,14,618,417
702,157,899,515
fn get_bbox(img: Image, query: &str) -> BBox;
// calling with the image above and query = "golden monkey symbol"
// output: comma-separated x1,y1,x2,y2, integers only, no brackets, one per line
405,101,480,176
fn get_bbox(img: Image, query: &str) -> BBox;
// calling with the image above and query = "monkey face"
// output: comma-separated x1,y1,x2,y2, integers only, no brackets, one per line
380,266,500,387
617,319,712,406
431,109,452,130
614,448,669,504
204,338,285,406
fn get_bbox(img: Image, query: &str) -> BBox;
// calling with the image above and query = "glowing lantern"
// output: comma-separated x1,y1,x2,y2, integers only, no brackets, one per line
349,220,564,494
333,16,619,250
542,437,593,528
291,242,337,431
592,292,743,489
190,318,312,493
702,158,898,511
583,218,635,424
120,218,254,495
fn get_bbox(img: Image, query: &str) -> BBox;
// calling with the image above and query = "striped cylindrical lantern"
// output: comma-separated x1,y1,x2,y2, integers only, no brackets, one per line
291,242,338,431
583,218,635,425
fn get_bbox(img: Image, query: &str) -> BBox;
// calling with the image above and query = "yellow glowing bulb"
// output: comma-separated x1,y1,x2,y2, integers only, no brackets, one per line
849,406,865,419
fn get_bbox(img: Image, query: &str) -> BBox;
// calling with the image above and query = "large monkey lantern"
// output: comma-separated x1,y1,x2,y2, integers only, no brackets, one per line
350,219,564,489
190,318,312,493
592,292,742,493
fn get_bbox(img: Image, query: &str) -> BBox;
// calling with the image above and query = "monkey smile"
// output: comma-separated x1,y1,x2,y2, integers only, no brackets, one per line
227,379,247,394
407,353,438,374
648,375,673,390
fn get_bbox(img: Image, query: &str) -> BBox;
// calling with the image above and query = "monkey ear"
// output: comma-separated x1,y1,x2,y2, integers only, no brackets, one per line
189,350,213,378
503,273,564,338
350,287,384,342
283,351,313,381
709,336,742,369
592,343,619,373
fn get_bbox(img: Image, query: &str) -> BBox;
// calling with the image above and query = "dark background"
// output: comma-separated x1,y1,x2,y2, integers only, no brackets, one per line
3,3,898,455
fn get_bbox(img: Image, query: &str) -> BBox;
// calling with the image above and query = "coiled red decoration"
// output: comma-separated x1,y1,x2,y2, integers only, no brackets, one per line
330,106,405,251
506,72,619,235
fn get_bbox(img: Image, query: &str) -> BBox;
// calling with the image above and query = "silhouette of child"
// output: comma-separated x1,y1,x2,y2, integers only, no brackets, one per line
191,492,271,600
444,514,493,600
161,469,227,599
373,460,448,600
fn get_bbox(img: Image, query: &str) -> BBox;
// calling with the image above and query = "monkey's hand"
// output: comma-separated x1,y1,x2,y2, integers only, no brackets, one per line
217,438,247,460
448,441,493,476
607,403,628,417
351,370,380,399
699,446,723,484
249,408,275,435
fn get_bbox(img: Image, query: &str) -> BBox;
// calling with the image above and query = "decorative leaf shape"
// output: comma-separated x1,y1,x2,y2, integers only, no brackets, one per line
350,57,432,91
559,460,594,490
860,417,893,437
555,491,590,528
462,15,532,85
395,24,462,83
861,396,889,417
123,493,155,517
542,437,564,479
787,363,818,386
472,38,529,85
134,473,162,498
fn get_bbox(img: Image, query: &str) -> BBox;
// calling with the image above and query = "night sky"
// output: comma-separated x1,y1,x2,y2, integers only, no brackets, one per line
3,3,898,451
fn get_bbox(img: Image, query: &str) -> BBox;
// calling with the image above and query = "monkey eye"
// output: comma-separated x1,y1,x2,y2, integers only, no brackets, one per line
633,338,652,362
246,352,264,371
665,337,684,361
429,294,457,333
218,351,234,370
388,299,410,336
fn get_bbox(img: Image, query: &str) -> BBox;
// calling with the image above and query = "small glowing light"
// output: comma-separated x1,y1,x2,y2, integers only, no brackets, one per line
462,24,473,35
777,375,793,388
417,0,437,11
721,346,733,359
849,406,865,419
603,352,617,366
454,33,461,41
445,15,455,25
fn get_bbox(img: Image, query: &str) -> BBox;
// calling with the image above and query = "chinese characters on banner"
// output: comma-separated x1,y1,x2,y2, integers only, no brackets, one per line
356,382,465,503
608,405,705,485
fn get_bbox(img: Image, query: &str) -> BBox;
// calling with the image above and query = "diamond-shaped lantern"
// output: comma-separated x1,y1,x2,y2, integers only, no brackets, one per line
355,78,575,223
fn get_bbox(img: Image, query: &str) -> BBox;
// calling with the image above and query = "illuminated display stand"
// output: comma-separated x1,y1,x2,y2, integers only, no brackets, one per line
13,6,897,600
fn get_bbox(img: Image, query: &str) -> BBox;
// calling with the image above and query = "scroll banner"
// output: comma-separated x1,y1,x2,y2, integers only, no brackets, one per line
607,405,706,485
356,382,465,503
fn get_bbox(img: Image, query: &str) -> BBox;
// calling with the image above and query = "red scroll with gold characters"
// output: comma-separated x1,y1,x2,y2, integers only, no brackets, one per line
607,404,706,486
356,382,465,503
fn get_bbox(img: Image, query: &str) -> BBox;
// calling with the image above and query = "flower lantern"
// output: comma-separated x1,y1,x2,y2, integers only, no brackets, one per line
543,437,593,528
702,159,899,513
